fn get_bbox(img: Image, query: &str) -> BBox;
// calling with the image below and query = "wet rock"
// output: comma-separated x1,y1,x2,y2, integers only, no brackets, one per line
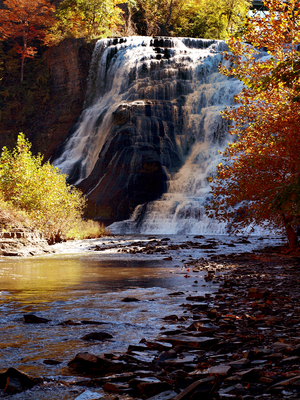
168,292,185,296
162,329,186,336
129,377,172,397
103,381,131,394
127,344,150,352
43,359,62,365
23,313,51,323
172,376,216,400
269,374,300,388
156,349,177,363
160,335,218,349
0,368,41,390
121,297,140,302
147,390,178,400
186,321,216,333
228,358,251,370
74,390,103,399
185,295,206,302
165,354,197,367
122,351,157,364
205,364,232,376
278,356,300,365
81,320,109,325
81,332,113,341
163,314,180,321
247,287,269,299
4,377,23,394
68,352,125,374
218,383,246,396
140,339,173,351
59,319,82,326
137,381,173,398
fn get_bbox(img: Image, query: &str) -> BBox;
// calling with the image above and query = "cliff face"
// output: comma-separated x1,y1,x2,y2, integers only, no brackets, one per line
41,39,95,160
0,38,94,159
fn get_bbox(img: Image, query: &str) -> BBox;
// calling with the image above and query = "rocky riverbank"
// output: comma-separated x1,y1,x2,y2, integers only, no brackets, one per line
0,229,53,257
1,244,299,399
0,210,53,257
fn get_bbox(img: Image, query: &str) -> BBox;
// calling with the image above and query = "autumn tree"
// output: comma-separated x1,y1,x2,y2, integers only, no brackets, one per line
207,0,300,251
0,0,55,82
52,0,123,41
0,133,86,243
133,0,250,38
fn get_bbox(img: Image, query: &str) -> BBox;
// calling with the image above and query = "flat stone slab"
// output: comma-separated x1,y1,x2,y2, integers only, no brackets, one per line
205,364,232,376
172,376,216,400
159,335,218,348
147,390,178,400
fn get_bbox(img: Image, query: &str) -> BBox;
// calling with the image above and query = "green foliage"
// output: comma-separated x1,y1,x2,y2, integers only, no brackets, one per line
0,133,86,242
52,0,123,41
133,0,251,39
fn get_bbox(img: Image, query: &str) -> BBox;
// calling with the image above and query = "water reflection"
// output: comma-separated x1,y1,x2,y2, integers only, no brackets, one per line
0,252,210,378
0,256,189,302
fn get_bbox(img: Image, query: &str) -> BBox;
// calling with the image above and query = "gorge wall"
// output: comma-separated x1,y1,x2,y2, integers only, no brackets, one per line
0,38,93,158
53,37,244,232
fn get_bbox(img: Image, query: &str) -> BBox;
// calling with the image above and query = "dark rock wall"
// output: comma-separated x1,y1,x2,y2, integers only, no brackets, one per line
43,39,94,160
79,100,186,222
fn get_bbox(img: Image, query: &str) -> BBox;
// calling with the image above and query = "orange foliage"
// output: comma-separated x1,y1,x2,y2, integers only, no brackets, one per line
208,0,300,250
0,0,55,81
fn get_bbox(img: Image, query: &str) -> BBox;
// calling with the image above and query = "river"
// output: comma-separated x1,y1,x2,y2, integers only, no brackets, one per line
0,234,285,399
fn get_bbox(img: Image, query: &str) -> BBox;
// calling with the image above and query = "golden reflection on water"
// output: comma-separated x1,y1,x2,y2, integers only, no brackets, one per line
0,256,85,303
0,254,172,305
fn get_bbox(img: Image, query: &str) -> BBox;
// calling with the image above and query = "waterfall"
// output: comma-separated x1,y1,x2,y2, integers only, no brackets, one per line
53,36,244,233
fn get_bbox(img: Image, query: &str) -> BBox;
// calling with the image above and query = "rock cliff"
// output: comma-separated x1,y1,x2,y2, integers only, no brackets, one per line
42,39,95,160
53,38,234,226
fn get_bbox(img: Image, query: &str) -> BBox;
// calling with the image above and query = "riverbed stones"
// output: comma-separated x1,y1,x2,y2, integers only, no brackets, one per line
81,332,113,341
147,390,178,400
0,368,41,393
159,335,218,349
7,244,300,399
23,313,51,323
122,297,140,302
4,377,23,394
68,352,125,374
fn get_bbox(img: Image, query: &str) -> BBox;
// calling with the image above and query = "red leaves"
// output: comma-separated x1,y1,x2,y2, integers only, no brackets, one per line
0,0,55,81
208,0,300,245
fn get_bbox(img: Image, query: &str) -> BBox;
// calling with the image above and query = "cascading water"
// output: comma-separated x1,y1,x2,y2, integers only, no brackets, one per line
53,36,243,232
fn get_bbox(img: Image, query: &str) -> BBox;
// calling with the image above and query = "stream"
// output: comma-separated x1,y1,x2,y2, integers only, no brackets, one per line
0,234,285,399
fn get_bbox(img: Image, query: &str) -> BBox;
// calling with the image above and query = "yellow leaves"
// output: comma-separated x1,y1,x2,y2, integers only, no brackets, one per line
207,0,300,236
0,134,86,242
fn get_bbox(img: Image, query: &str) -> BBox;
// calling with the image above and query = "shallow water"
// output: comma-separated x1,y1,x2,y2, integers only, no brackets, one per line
0,241,214,377
0,234,285,399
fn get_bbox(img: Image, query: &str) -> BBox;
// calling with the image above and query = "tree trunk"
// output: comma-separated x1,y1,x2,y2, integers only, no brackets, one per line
281,213,298,252
21,55,24,83
160,0,173,36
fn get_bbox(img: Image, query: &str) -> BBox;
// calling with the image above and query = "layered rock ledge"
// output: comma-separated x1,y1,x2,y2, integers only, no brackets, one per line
0,229,53,257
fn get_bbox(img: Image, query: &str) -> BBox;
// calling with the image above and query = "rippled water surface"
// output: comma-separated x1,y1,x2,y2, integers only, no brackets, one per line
0,238,213,376
0,235,285,399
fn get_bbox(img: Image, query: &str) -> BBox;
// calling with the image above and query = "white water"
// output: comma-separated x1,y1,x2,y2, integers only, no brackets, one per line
53,37,245,235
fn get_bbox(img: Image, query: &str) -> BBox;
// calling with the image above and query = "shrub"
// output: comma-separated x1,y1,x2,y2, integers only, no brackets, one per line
66,219,109,240
0,133,86,242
